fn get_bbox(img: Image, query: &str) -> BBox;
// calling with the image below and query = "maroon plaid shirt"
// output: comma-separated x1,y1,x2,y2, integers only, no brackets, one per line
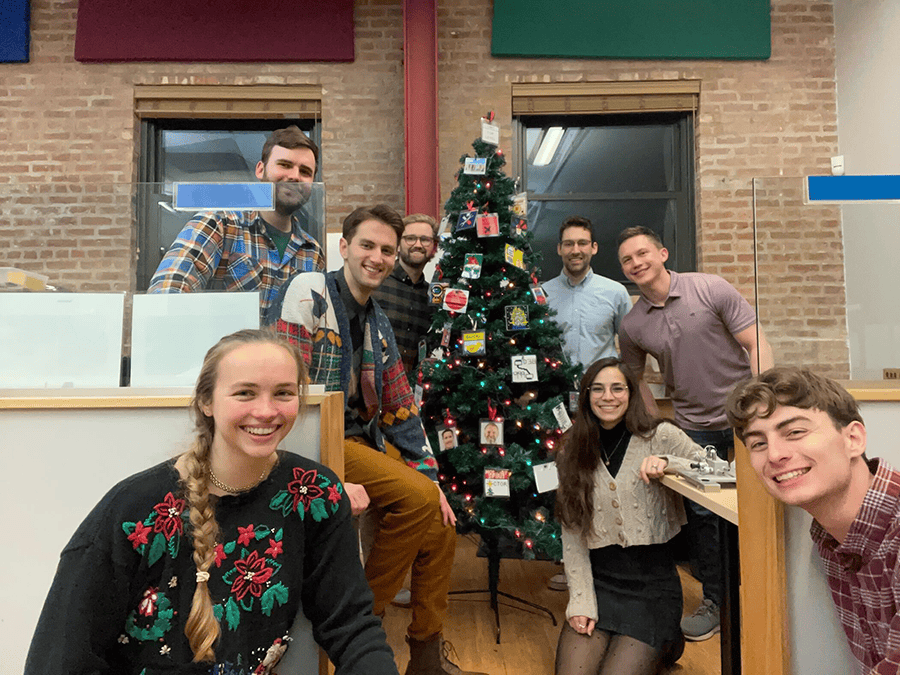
812,459,900,674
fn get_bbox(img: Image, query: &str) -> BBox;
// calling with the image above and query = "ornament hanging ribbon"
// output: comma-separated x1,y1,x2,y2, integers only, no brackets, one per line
483,111,495,123
486,398,498,421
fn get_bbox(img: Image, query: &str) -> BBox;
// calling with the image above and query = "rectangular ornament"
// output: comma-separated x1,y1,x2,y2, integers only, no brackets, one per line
461,253,483,279
440,322,452,347
569,391,579,412
484,468,511,497
463,157,487,175
512,191,528,217
476,213,500,238
552,401,573,432
533,462,560,493
456,210,477,231
530,284,547,305
511,354,538,382
505,305,529,331
429,282,449,306
461,331,486,356
481,120,500,145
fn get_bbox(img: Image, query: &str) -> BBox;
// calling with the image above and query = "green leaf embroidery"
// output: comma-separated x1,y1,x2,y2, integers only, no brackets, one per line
213,603,223,621
225,597,241,631
274,528,283,542
309,499,328,522
260,582,289,616
223,540,236,554
148,533,166,567
167,533,179,559
269,491,292,515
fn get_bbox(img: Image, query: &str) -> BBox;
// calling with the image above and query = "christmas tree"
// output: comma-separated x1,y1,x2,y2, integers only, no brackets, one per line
417,115,581,561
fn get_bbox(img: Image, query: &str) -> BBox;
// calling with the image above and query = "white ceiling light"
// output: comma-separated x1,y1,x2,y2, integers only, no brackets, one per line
533,127,564,167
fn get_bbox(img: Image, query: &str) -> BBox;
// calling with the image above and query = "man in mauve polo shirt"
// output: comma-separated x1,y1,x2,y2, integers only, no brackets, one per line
617,225,773,642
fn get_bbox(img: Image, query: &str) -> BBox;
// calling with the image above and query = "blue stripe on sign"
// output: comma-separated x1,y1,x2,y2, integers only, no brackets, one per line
173,183,274,211
807,175,900,203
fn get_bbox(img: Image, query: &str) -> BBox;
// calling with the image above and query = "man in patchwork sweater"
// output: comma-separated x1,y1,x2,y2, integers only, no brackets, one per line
268,204,485,675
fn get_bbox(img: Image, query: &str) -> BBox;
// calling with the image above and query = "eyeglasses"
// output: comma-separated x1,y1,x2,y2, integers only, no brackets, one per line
588,384,628,396
401,235,436,246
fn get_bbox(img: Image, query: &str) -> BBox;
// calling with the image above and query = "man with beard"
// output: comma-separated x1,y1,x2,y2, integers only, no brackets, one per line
544,216,631,369
542,216,630,592
149,126,325,319
372,213,439,377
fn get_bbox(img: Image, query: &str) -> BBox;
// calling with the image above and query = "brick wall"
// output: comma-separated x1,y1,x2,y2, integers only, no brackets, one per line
0,0,846,369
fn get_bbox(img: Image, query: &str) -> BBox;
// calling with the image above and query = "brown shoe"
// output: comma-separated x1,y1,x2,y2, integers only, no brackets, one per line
404,634,488,675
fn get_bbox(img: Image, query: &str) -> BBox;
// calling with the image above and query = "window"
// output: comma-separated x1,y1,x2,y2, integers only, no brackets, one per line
133,85,322,290
512,82,698,288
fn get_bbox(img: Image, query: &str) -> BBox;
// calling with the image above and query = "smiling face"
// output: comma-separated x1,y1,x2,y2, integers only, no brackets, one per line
483,423,499,444
588,365,630,429
441,428,456,449
205,342,301,467
256,145,317,216
742,404,866,516
557,225,598,279
617,234,669,288
340,219,399,303
399,220,437,269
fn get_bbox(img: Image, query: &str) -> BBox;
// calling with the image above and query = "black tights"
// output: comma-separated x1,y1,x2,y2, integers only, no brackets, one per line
555,622,662,675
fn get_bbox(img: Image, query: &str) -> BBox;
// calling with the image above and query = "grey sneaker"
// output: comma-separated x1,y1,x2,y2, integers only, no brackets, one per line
548,572,568,591
680,598,720,641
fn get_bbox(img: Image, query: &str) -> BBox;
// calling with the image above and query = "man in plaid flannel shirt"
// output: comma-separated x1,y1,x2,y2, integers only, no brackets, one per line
148,126,325,319
268,204,486,675
728,367,900,674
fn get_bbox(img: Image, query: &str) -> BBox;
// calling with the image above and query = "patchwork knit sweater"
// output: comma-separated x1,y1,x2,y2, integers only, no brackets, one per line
269,270,437,480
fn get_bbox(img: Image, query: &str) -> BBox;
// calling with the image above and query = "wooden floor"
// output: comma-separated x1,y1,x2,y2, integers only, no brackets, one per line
383,535,720,675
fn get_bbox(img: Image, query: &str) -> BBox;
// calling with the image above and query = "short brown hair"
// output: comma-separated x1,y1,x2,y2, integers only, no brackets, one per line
559,216,594,243
342,204,404,244
260,125,319,166
617,226,663,249
403,213,439,237
726,367,863,442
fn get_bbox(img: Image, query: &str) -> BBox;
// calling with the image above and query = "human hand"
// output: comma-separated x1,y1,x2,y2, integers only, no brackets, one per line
640,455,669,484
344,482,370,515
568,615,596,636
437,487,457,527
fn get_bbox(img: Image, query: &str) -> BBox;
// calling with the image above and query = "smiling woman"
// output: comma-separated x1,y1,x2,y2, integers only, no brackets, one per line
25,329,398,675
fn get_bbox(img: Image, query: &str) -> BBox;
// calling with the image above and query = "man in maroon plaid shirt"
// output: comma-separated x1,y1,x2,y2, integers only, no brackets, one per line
727,367,900,674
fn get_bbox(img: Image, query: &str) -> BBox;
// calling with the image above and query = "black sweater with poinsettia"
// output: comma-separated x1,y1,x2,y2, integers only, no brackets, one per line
25,452,397,675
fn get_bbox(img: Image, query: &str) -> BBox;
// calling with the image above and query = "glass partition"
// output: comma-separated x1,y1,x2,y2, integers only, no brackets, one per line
0,181,327,388
752,175,900,675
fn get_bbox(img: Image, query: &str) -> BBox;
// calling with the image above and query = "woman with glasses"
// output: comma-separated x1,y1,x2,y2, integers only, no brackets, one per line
554,357,704,674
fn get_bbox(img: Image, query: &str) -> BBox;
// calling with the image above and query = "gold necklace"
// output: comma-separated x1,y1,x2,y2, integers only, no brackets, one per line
208,467,269,494
599,429,629,467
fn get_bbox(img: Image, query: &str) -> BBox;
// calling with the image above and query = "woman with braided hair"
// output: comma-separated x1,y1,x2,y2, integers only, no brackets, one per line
26,329,397,675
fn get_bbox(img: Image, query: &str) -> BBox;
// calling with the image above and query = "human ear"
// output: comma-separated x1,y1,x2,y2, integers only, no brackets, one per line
844,420,867,459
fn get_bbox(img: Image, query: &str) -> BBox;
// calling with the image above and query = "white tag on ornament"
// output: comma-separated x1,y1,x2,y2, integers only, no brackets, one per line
481,120,500,145
414,384,424,408
533,462,560,493
511,354,538,382
569,391,579,412
484,468,511,497
552,401,573,432
464,157,487,175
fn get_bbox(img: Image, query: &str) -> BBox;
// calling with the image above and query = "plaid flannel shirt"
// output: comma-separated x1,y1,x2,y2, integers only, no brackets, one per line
148,210,324,319
812,458,900,675
268,270,437,480
371,263,435,376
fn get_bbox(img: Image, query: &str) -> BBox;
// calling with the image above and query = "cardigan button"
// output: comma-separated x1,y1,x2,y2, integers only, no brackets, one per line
611,499,620,508
615,517,623,526
618,532,626,542
609,481,617,491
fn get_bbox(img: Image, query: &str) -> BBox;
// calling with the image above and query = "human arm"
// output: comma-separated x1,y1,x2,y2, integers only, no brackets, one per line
644,423,706,483
733,323,774,375
147,212,225,294
300,478,398,674
437,486,456,526
618,324,661,417
561,526,598,632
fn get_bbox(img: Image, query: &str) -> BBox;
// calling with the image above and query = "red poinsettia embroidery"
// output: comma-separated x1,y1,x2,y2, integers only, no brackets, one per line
214,543,227,568
287,467,325,513
265,538,283,559
128,520,152,549
139,587,159,617
152,493,185,540
327,484,342,505
237,524,256,547
230,551,274,601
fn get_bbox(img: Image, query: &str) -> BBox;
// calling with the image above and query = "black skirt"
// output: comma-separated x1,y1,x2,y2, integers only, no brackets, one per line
588,541,683,651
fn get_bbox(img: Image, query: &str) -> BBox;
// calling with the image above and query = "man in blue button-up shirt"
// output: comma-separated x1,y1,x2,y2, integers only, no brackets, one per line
544,216,631,369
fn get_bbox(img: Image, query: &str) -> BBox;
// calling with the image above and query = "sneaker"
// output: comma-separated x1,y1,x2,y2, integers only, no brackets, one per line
391,588,412,608
548,572,568,591
680,598,720,641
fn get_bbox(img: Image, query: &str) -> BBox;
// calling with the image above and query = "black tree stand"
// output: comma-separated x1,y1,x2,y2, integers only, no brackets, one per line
448,532,557,643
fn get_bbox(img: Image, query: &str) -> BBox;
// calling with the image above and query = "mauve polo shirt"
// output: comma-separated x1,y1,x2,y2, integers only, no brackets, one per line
619,270,757,430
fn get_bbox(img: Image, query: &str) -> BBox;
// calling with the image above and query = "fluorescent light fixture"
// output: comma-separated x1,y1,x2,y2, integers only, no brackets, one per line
533,127,564,167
